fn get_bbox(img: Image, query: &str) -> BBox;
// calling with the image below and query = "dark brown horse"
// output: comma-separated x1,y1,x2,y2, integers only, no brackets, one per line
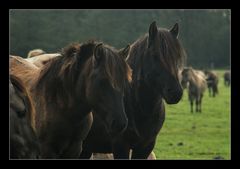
10,75,40,159
223,71,230,86
80,22,186,159
204,70,219,97
10,41,131,158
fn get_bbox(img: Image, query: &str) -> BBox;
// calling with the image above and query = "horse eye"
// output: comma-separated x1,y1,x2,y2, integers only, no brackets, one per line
42,61,49,65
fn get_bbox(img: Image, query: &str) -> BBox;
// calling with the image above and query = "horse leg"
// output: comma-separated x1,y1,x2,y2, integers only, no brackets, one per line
60,140,83,158
41,146,58,158
195,99,198,112
112,138,130,159
113,147,130,159
131,140,155,159
79,150,93,159
199,96,202,113
213,86,216,97
190,100,193,113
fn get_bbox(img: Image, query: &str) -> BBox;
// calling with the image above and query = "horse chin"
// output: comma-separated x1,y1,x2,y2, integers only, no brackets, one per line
163,91,183,104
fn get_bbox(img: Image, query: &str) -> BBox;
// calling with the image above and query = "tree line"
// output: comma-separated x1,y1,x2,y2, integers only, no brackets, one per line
10,9,230,68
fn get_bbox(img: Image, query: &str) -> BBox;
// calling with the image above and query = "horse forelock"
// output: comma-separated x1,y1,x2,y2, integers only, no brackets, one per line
35,42,95,108
128,29,186,82
157,29,186,79
102,46,132,92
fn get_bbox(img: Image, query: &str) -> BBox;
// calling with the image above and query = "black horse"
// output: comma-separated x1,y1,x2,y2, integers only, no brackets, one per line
80,22,186,159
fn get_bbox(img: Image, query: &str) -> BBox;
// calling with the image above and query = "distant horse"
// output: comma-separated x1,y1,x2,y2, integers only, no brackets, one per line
80,21,186,159
223,71,231,86
10,75,40,159
10,41,131,158
27,49,46,58
181,67,207,112
204,70,219,97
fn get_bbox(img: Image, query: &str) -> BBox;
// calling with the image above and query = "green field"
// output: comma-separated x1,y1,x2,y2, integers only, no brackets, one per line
154,70,231,160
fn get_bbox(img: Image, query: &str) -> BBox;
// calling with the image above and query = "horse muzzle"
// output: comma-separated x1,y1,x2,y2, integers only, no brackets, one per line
163,87,183,104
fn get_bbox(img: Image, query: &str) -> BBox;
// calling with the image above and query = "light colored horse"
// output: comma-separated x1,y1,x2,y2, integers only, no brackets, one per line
10,52,61,87
181,67,207,112
26,53,61,68
27,49,46,58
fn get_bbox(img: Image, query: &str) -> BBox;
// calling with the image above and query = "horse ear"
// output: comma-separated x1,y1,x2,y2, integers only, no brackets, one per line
93,43,103,67
169,23,179,38
119,44,130,60
148,21,158,47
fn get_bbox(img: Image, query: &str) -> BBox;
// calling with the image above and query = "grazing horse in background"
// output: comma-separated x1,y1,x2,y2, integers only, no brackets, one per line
80,21,186,159
224,71,231,86
27,49,46,58
10,75,40,159
181,67,207,112
204,70,219,97
10,41,131,158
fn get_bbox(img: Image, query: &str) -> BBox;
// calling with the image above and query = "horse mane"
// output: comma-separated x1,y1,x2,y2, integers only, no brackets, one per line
35,40,132,109
34,41,95,108
10,55,40,90
98,44,132,91
128,28,186,81
10,74,35,130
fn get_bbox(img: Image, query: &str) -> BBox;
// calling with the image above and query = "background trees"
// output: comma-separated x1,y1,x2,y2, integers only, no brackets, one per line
9,9,230,68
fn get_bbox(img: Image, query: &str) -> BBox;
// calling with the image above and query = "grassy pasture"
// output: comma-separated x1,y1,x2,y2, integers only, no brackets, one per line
154,70,230,160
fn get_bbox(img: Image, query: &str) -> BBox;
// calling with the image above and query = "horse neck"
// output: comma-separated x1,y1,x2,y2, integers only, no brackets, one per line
127,38,162,117
33,57,92,132
127,35,149,85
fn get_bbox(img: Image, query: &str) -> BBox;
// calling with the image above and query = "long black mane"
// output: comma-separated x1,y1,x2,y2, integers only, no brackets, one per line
128,29,186,86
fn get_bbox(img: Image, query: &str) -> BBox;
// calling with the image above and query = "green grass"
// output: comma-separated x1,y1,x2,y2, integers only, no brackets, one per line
154,70,230,160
